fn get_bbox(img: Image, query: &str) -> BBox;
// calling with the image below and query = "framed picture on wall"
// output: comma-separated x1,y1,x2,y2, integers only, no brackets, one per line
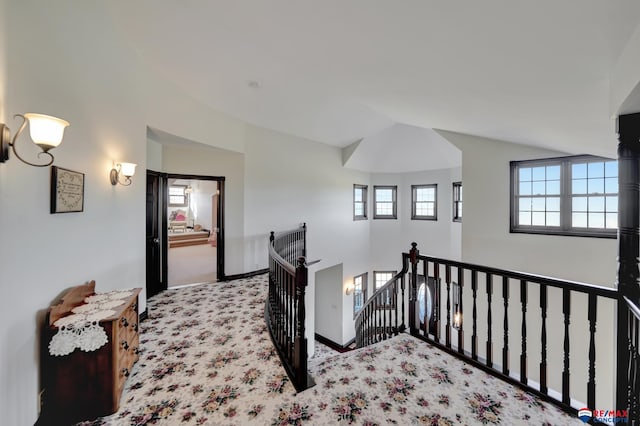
50,166,85,213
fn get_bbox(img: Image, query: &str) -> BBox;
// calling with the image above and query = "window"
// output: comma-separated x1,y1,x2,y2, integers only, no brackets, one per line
169,185,189,207
511,155,617,237
374,270,396,308
411,184,437,220
374,186,397,219
374,271,396,292
353,184,368,220
353,273,368,317
453,182,462,222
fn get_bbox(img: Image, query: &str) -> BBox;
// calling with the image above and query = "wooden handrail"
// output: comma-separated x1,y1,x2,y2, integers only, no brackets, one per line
265,223,314,392
355,241,635,419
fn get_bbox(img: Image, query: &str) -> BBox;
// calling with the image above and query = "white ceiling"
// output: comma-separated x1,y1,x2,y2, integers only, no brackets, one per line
105,1,640,165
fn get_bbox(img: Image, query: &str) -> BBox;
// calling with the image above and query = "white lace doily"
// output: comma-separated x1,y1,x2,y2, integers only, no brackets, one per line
50,288,135,356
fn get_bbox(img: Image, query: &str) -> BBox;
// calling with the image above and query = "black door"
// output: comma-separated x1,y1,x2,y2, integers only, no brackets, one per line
146,170,166,298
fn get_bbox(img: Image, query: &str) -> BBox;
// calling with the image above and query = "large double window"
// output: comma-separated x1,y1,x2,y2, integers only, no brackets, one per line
511,155,617,238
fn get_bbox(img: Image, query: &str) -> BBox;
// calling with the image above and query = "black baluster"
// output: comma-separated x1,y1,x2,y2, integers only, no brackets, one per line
423,261,429,337
540,284,548,395
587,293,597,409
503,276,510,376
408,242,418,334
446,265,452,348
458,268,464,354
394,281,399,336
520,280,527,385
472,270,478,360
434,264,440,343
486,273,493,368
383,290,387,340
562,288,571,405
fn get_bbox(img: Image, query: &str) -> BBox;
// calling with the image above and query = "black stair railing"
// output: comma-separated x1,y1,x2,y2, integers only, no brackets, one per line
354,252,409,348
265,223,314,392
356,241,638,418
405,241,623,416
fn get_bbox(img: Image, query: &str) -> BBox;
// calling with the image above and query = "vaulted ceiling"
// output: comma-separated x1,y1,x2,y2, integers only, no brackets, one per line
108,1,640,167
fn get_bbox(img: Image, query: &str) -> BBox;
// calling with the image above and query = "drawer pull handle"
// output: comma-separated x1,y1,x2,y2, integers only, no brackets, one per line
133,347,140,355
120,317,129,327
122,368,130,377
133,323,138,332
132,303,138,311
121,340,129,350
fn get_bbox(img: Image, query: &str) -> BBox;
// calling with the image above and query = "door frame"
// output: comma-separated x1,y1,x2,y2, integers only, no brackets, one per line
146,170,167,298
164,173,226,281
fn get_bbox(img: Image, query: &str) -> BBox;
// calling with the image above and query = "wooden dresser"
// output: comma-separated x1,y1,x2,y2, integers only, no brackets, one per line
40,281,142,424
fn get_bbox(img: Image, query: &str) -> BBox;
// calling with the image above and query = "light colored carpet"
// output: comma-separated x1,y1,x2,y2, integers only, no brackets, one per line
167,244,216,287
80,275,583,425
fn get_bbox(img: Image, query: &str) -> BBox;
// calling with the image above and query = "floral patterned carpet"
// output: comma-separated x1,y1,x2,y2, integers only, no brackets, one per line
81,275,583,425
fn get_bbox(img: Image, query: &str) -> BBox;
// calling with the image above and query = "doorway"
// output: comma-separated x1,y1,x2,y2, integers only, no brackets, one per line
145,171,225,297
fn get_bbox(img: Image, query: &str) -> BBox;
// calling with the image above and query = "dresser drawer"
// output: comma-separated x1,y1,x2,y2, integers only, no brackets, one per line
42,285,142,424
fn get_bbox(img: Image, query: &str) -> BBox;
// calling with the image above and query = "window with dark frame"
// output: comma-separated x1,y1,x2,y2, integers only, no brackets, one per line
169,185,189,207
453,182,462,222
374,186,397,219
511,155,617,238
353,184,368,220
411,184,437,220
353,273,368,317
374,270,396,308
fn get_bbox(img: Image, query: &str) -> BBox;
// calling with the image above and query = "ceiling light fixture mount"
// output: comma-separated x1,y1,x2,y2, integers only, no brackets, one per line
0,113,69,167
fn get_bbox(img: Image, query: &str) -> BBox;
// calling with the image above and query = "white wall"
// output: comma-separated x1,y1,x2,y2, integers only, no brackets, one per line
314,264,344,344
161,144,245,275
438,130,617,407
191,180,217,231
438,130,617,286
146,139,163,172
370,168,462,273
243,125,372,346
0,3,251,424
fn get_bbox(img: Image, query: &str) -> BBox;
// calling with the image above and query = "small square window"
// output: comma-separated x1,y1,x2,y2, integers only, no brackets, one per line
353,273,368,317
169,185,189,207
374,186,397,219
453,182,462,222
374,271,396,309
353,184,368,220
412,184,437,220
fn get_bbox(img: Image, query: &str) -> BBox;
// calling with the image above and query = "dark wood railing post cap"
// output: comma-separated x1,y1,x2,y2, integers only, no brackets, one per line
618,112,640,143
297,256,306,267
410,242,419,263
269,231,275,242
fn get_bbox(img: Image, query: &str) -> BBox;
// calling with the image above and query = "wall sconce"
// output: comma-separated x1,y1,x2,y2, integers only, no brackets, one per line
345,285,353,296
110,162,137,186
0,113,69,167
453,311,462,329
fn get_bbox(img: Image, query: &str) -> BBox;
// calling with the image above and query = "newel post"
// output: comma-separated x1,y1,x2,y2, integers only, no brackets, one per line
408,242,419,335
616,112,640,412
294,256,308,390
302,223,307,258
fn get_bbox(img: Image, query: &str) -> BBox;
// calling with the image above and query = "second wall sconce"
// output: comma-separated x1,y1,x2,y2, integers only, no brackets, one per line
0,113,69,167
110,162,137,186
